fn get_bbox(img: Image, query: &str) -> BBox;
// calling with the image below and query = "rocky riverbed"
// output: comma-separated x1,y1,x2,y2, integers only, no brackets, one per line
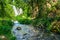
11,21,60,40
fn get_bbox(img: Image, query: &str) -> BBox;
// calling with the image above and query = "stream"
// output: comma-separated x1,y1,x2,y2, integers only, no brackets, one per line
11,21,39,40
11,21,60,40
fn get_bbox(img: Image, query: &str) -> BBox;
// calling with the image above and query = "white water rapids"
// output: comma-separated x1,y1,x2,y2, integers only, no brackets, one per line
11,21,39,40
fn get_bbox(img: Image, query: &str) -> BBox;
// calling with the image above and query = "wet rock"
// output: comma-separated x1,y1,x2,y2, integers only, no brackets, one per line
16,27,21,30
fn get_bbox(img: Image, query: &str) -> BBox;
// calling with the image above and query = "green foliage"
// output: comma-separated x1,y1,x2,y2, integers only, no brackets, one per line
0,0,15,19
0,20,15,40
16,15,33,24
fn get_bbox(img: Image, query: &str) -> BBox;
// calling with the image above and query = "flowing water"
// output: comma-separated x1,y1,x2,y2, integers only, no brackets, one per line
11,21,60,40
11,21,39,40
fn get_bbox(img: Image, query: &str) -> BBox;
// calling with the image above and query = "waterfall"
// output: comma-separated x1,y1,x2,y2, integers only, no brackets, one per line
11,0,23,16
12,5,23,16
12,6,18,16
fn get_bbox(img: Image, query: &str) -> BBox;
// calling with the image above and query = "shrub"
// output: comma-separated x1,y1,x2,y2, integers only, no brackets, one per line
0,20,15,40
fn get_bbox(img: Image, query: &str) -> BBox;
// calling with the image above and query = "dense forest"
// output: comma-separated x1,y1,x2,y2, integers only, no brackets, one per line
0,0,60,40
